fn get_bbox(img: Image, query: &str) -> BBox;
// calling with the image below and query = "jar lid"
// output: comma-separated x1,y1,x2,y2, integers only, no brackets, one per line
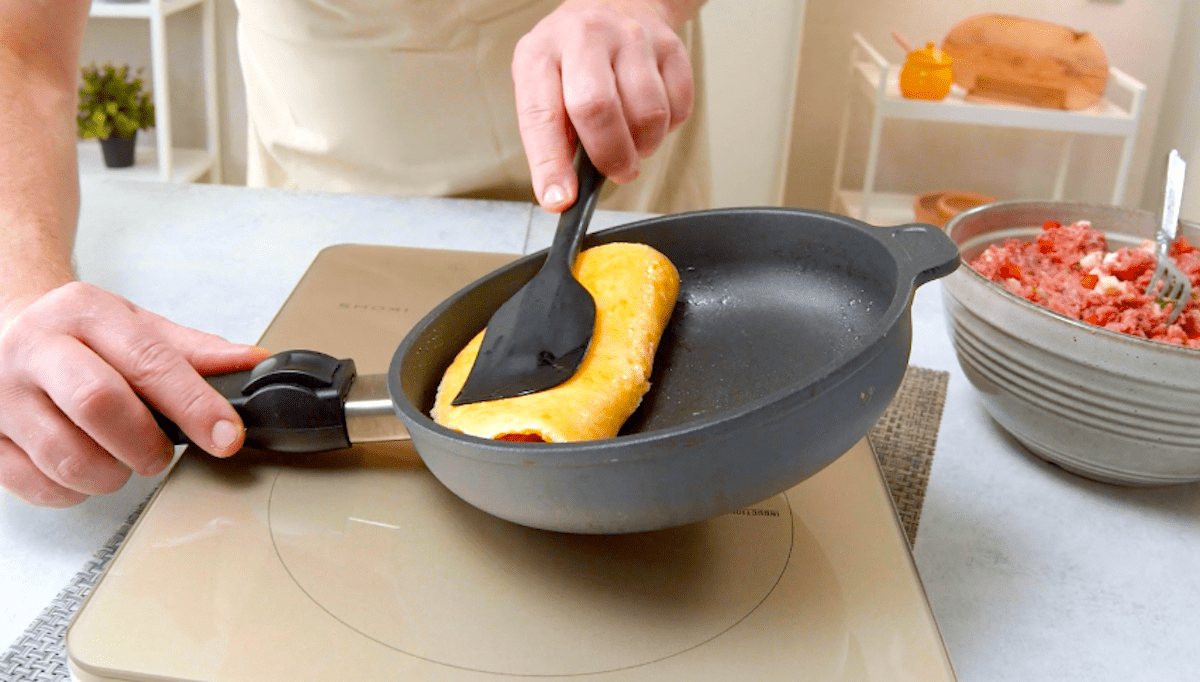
908,42,953,68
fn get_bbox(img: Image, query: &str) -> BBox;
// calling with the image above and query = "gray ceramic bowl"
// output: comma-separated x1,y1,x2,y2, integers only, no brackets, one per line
942,201,1200,486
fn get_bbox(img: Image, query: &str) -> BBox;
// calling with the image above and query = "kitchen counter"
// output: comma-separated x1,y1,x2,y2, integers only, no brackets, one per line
3,178,1198,680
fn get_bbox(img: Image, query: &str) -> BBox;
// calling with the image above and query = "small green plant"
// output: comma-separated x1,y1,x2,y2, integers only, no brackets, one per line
77,64,155,140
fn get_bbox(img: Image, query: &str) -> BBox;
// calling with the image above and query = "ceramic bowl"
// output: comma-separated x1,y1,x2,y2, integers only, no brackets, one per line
935,190,996,226
942,200,1200,486
913,190,997,227
913,191,944,226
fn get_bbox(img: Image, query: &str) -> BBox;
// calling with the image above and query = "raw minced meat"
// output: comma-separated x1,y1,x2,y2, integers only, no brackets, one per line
969,220,1200,348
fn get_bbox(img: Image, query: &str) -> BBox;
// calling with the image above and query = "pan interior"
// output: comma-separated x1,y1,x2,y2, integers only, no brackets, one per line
621,248,891,432
401,211,901,434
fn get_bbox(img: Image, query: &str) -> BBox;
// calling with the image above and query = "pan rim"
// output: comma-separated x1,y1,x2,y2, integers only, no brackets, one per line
389,207,927,463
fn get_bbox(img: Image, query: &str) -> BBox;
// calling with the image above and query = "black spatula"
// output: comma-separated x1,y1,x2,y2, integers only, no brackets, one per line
452,148,606,405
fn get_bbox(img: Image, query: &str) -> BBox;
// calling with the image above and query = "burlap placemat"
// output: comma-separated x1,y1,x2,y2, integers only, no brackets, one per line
3,365,949,681
867,366,950,545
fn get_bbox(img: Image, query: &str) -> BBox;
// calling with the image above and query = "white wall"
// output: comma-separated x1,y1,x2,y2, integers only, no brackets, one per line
1143,0,1200,223
784,0,1185,213
700,0,807,207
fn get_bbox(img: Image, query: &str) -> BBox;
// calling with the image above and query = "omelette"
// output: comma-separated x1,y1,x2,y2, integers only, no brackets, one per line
431,242,680,442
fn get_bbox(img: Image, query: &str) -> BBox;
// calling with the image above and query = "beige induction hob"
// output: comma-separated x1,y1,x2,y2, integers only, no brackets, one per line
67,244,956,681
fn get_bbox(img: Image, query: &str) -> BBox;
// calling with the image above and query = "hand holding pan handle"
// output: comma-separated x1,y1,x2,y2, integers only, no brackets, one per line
151,350,383,453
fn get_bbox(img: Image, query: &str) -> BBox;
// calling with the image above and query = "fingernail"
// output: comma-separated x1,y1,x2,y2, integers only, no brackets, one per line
34,486,83,508
615,166,640,184
211,419,240,454
543,184,567,206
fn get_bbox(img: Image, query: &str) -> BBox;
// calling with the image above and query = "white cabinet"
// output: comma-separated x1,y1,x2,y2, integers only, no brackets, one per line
831,33,1146,225
81,0,221,183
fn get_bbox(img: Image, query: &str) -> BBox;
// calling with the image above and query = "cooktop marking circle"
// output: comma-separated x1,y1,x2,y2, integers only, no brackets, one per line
267,445,794,676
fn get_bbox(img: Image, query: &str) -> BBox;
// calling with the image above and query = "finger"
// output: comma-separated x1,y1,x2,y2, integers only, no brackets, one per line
613,38,671,158
0,387,133,496
26,333,176,477
513,34,577,212
0,436,88,507
657,40,694,132
561,30,639,184
135,306,271,375
41,283,246,458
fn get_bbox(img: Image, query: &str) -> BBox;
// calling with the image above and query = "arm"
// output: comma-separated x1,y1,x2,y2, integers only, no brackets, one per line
512,0,705,212
0,1,267,507
0,0,89,311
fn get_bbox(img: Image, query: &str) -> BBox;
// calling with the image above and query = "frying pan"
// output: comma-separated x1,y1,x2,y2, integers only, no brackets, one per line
387,207,959,533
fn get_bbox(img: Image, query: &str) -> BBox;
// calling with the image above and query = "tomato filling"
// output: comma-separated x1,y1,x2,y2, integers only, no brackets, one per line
496,433,546,443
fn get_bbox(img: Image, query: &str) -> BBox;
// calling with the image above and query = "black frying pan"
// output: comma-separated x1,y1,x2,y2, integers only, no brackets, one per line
389,208,959,533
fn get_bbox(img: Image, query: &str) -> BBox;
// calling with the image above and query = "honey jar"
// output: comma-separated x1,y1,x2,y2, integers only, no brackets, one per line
900,42,953,100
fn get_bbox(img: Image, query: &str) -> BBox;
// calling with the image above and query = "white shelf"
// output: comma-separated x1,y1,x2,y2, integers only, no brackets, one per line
89,0,203,19
86,0,221,184
77,141,215,183
835,190,919,226
851,62,1141,136
831,32,1147,223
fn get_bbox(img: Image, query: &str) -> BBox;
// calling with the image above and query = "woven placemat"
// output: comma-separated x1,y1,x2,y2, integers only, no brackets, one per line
867,366,950,546
3,366,949,681
2,497,150,682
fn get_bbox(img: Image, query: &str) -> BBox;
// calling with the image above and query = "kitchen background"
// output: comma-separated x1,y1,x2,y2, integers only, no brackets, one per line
79,0,1200,219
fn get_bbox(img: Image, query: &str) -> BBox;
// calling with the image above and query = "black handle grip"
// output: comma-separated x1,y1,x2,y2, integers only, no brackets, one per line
154,350,358,453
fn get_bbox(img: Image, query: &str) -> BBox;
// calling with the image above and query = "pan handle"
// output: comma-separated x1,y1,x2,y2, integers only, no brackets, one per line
881,223,961,288
150,350,359,453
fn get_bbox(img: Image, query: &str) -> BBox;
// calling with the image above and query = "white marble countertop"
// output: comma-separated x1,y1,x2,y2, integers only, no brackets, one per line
3,178,1199,680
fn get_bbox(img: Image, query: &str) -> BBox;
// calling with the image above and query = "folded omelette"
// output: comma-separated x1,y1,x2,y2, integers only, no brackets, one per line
431,242,680,442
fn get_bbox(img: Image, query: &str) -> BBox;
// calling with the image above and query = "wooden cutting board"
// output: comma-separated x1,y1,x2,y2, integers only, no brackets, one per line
941,14,1108,110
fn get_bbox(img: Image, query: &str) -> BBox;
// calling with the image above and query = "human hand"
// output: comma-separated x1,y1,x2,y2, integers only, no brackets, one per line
513,0,698,212
0,283,270,507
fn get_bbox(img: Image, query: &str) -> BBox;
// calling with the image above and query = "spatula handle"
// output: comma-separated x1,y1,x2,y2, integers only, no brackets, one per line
546,147,605,274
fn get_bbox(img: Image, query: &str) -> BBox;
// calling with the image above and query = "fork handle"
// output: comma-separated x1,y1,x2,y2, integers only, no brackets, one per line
1158,150,1186,256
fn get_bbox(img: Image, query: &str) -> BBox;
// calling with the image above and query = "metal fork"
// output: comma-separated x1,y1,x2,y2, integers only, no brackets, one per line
1145,150,1193,325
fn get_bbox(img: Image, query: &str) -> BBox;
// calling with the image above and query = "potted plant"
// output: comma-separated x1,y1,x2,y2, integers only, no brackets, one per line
77,63,155,169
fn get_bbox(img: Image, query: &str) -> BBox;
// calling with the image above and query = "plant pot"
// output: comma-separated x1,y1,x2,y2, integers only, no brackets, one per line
99,133,137,169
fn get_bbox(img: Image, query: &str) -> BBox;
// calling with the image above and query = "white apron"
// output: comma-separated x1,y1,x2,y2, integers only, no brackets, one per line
233,0,711,214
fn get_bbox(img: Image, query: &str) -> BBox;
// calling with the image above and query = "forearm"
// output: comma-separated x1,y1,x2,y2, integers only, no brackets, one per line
0,63,80,313
0,1,90,318
643,0,705,31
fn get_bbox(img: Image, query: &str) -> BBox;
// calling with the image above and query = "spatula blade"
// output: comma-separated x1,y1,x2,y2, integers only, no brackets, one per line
451,269,596,405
